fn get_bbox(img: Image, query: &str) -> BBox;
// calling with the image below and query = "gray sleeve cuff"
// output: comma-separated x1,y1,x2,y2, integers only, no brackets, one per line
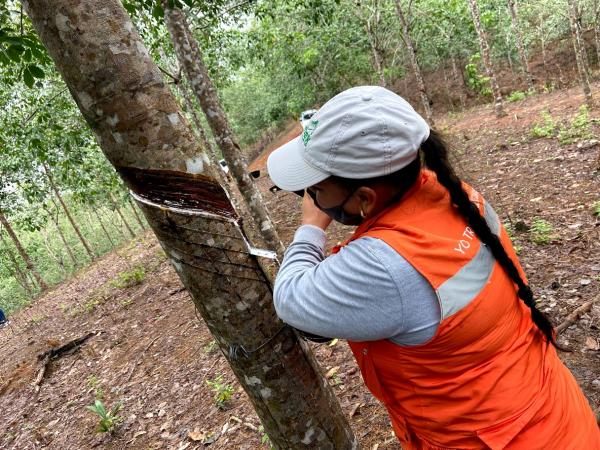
292,225,327,249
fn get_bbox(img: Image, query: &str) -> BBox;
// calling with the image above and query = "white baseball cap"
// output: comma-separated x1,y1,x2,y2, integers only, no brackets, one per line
267,86,430,192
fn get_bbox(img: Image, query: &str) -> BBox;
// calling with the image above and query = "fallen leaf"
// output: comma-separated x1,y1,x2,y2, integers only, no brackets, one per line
350,402,363,417
188,429,204,442
585,337,599,351
579,279,592,286
328,338,339,347
325,366,340,378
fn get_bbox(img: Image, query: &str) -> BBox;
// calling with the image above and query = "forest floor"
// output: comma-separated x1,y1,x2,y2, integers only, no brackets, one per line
1,80,600,450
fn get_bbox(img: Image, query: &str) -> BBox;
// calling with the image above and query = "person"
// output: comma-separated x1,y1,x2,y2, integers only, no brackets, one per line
267,86,600,449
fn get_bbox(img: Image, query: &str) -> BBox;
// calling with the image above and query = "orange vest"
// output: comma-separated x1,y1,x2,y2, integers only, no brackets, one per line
333,171,599,449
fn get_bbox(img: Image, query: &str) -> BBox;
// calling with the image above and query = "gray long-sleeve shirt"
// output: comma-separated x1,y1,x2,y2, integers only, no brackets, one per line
273,225,441,346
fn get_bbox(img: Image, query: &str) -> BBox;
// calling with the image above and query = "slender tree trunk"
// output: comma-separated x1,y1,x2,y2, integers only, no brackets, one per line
48,198,78,267
163,3,285,260
393,0,434,124
127,198,146,230
451,55,467,108
568,0,593,105
363,1,386,87
110,194,136,238
467,0,506,117
40,227,67,275
539,26,549,75
505,33,515,77
0,231,34,296
25,1,357,448
42,162,95,259
507,0,534,91
0,211,47,290
93,209,116,248
594,0,600,67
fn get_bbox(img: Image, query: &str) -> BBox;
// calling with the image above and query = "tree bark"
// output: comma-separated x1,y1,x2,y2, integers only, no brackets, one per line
467,0,506,117
393,0,434,124
568,0,593,105
127,197,146,230
451,55,467,108
0,210,47,290
594,0,600,68
162,3,285,260
25,1,357,448
42,162,95,259
48,197,78,267
0,230,35,296
507,0,534,91
93,208,116,248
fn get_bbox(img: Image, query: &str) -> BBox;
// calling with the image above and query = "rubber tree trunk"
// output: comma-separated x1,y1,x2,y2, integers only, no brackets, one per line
24,2,357,448
507,0,534,91
594,0,600,67
110,193,136,238
0,231,35,296
42,162,95,259
0,211,47,290
127,198,146,230
162,2,285,260
393,0,434,124
93,209,116,248
361,0,386,87
48,197,78,267
467,0,506,118
568,0,593,106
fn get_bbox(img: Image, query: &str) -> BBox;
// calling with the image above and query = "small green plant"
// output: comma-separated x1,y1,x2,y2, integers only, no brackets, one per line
30,314,45,325
203,339,218,354
593,201,600,216
87,375,104,399
507,90,526,102
557,105,594,145
111,265,146,289
530,219,555,245
531,110,556,138
465,54,491,97
206,375,234,409
86,399,122,433
84,298,100,313
258,425,275,449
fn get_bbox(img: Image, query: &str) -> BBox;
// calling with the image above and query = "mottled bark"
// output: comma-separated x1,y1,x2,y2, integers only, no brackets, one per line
507,0,534,91
568,0,593,105
0,230,34,296
42,162,95,259
467,0,506,118
394,0,434,124
0,210,47,290
162,3,285,259
93,209,116,248
48,196,78,267
451,55,467,108
24,1,357,448
594,0,600,68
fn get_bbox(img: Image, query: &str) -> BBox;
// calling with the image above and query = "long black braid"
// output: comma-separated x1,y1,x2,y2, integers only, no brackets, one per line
421,130,558,348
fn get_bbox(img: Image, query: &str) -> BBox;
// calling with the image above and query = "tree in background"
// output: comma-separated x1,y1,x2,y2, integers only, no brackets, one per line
507,0,534,91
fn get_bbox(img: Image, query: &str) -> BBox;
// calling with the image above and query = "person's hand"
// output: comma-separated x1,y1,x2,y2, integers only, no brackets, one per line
301,192,332,231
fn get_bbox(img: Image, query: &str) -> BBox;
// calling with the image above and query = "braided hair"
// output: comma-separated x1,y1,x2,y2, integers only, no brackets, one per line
421,130,558,348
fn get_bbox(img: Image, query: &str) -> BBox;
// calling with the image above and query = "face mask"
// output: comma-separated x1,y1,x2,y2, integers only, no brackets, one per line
306,188,364,226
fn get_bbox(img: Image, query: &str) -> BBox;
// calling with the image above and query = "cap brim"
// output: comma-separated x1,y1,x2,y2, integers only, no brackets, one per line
267,135,330,191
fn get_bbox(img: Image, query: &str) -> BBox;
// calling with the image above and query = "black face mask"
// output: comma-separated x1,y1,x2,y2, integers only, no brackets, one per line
306,188,364,226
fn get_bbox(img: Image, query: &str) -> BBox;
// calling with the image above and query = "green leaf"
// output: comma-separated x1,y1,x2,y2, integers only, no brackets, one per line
27,65,45,78
151,3,164,19
23,68,34,88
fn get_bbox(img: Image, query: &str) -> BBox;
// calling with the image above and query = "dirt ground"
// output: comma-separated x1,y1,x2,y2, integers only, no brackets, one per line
1,80,600,449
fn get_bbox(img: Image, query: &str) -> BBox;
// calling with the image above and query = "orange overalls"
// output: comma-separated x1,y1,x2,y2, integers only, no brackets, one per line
333,170,600,449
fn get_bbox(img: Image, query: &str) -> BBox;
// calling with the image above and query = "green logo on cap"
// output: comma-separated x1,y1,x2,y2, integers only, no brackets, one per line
302,120,319,146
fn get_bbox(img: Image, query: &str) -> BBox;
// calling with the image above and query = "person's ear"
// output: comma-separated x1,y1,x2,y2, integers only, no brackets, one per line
355,186,377,216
